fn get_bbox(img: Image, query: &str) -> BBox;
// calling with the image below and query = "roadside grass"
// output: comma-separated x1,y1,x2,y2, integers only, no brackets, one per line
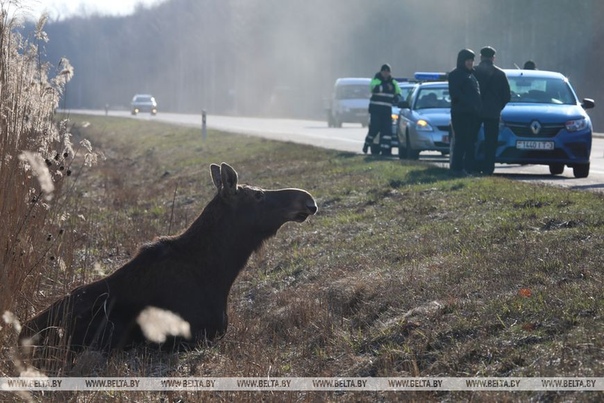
4,114,604,402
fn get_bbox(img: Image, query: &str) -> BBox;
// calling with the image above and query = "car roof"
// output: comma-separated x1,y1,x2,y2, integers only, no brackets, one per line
416,81,448,89
334,78,371,86
503,69,567,80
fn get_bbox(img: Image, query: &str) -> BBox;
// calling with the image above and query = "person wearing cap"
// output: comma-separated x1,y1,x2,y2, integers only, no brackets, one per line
448,48,482,175
362,63,402,156
474,46,511,175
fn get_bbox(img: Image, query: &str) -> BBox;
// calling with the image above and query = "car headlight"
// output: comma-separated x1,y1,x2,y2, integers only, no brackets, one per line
415,119,433,131
565,118,588,132
392,113,399,123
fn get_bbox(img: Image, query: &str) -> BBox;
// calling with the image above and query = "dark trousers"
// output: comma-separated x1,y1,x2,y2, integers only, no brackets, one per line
450,112,481,172
481,117,500,175
364,108,393,154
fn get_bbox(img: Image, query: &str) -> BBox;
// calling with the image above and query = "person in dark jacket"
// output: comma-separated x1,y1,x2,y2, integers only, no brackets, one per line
362,64,402,156
475,46,511,175
448,48,482,174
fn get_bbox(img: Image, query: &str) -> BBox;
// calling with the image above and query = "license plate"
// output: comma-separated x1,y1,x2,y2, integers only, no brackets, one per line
516,141,554,150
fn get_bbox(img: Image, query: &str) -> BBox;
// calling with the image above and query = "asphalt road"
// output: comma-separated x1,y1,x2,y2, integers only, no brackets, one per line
68,110,604,192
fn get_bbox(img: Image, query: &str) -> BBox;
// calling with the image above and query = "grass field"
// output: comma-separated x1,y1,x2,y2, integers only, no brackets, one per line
3,114,604,402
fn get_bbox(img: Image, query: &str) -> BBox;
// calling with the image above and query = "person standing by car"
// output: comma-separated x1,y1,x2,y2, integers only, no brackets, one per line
475,46,511,175
523,60,537,70
362,64,402,156
448,49,482,175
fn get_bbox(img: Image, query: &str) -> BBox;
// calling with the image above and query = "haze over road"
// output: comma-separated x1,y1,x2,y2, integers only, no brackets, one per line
68,110,604,192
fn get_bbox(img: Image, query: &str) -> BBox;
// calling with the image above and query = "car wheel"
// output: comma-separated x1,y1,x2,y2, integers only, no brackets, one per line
406,132,419,160
398,131,407,159
549,163,565,175
573,163,590,178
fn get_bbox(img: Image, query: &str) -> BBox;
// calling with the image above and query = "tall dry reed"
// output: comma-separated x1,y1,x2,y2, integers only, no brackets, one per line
0,8,96,376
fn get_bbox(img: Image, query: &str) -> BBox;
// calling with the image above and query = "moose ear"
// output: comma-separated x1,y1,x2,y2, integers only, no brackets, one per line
220,163,238,194
210,164,222,190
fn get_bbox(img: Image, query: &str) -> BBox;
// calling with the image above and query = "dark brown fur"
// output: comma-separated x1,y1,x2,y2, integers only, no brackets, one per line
19,163,317,352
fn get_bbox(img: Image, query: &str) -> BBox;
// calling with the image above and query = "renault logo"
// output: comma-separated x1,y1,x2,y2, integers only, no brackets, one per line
530,121,541,135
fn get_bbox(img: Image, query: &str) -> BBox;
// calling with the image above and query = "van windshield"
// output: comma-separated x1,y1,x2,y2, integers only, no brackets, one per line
336,85,370,100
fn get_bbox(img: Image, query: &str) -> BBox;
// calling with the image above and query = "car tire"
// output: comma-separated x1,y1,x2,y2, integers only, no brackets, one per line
573,163,590,178
398,132,407,159
549,163,565,175
406,132,419,160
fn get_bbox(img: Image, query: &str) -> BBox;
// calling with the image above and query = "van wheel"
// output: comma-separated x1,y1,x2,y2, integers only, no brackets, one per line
334,116,342,128
327,112,335,127
549,163,564,175
573,163,589,178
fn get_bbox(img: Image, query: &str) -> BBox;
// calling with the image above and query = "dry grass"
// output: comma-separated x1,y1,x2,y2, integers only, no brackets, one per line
2,113,603,402
0,9,98,375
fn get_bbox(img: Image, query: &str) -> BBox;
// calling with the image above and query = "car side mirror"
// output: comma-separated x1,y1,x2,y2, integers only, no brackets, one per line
398,100,410,109
581,98,595,110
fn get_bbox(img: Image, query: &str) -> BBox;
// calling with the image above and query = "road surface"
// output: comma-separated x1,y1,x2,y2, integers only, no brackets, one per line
67,110,604,192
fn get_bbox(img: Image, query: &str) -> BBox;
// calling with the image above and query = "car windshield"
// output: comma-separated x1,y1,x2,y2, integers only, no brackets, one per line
508,76,576,105
414,87,451,110
399,85,416,101
336,84,370,100
134,96,153,102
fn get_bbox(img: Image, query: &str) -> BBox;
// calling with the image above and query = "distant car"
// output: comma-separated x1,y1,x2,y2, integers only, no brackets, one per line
131,94,157,115
476,69,595,178
327,78,370,127
367,80,418,155
396,80,452,159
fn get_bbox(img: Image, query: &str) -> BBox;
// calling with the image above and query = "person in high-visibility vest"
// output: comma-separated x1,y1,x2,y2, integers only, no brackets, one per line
362,64,402,156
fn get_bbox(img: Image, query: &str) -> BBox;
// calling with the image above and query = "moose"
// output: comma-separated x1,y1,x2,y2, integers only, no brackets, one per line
19,162,317,352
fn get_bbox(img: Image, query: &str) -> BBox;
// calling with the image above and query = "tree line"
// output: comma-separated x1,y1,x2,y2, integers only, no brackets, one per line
26,0,604,129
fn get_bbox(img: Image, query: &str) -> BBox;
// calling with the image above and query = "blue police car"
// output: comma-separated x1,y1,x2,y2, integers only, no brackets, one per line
476,69,595,178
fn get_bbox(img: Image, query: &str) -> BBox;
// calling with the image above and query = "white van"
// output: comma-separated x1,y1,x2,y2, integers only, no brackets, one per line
327,78,370,127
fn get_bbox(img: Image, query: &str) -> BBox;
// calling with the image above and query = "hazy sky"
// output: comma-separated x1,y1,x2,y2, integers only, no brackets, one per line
23,0,165,20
